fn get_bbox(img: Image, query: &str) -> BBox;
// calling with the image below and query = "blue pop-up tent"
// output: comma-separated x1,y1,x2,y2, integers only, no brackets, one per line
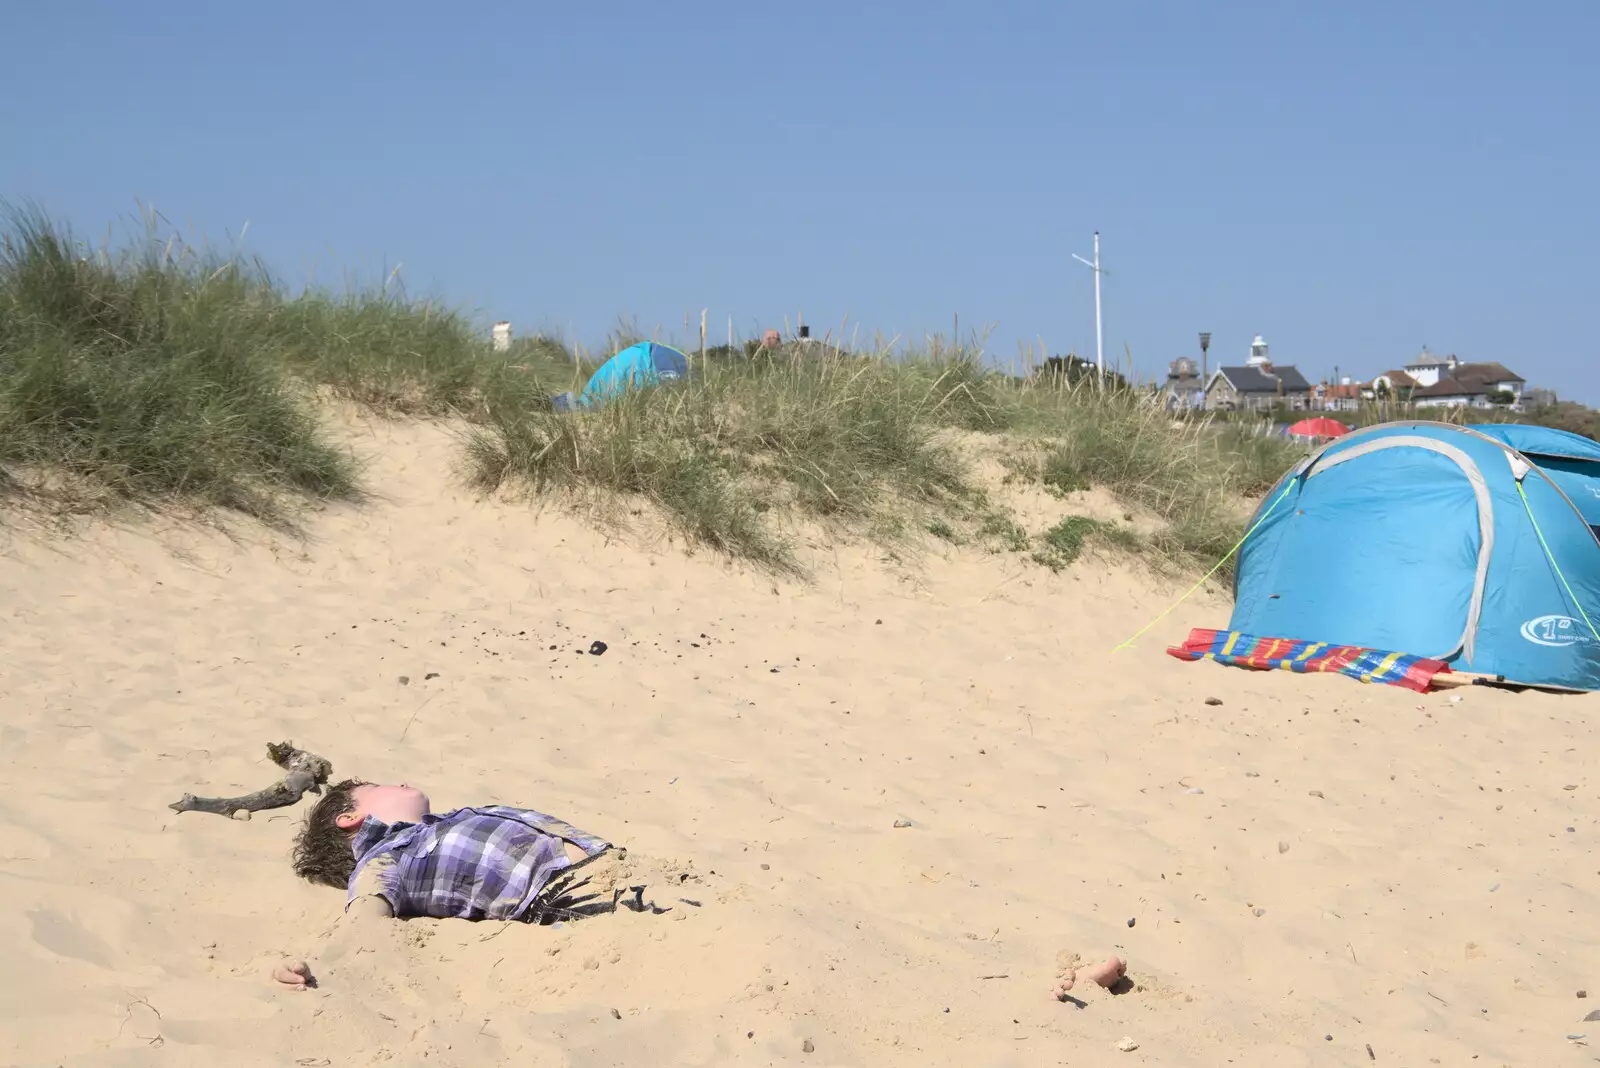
1230,421,1600,689
578,342,689,407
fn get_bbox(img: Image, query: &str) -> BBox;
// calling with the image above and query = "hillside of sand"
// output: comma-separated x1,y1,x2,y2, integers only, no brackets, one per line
1,417,1596,1068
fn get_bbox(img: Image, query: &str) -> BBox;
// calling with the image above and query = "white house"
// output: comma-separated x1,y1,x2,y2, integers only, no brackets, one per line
1411,361,1527,410
1403,347,1457,388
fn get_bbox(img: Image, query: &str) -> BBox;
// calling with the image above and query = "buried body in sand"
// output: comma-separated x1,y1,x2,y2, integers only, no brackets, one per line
272,780,661,988
273,779,1128,1002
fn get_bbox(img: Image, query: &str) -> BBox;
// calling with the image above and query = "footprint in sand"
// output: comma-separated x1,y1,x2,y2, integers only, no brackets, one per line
28,908,115,968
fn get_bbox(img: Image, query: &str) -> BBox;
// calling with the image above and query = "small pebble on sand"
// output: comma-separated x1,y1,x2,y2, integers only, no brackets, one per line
1578,990,1588,999
1278,841,1290,854
1187,787,1205,795
1127,918,1136,928
398,676,410,685
893,819,913,828
610,1008,621,1020
802,1039,815,1053
1585,1009,1600,1023
1309,790,1325,799
1115,1037,1139,1052
1205,697,1223,706
1253,907,1266,917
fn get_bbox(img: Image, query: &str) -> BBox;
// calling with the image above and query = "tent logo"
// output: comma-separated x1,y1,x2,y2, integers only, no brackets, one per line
1520,615,1592,647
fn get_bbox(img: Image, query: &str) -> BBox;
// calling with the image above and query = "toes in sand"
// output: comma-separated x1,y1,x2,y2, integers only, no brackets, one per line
1052,954,1126,1000
272,959,313,989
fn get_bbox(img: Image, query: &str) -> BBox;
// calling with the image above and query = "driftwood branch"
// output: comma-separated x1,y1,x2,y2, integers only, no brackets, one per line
168,742,333,818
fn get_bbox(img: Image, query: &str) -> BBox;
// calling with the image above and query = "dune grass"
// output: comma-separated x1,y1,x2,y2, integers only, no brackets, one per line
0,208,358,520
466,352,1003,571
467,352,1301,576
0,206,572,519
1013,385,1299,571
2,204,1304,580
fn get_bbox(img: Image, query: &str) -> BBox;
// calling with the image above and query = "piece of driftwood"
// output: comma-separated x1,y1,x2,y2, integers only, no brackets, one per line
169,742,333,818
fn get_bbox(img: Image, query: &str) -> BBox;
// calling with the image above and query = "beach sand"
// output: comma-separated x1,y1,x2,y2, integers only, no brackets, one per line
2,418,1595,1066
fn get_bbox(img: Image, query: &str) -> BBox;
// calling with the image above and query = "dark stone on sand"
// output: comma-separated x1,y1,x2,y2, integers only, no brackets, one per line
760,863,770,870
610,1008,622,1020
1325,1034,1332,1041
425,672,440,680
1127,918,1135,928
398,676,410,685
876,619,883,625
803,1039,815,1053
1309,790,1325,799
589,641,608,656
1585,1009,1600,1022
1205,697,1223,706
1578,990,1588,998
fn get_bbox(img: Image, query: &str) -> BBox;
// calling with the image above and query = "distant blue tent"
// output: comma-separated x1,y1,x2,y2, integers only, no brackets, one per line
1230,421,1600,690
579,342,689,407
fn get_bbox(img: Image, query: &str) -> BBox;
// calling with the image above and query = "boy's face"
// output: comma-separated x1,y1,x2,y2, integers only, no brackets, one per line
335,784,431,831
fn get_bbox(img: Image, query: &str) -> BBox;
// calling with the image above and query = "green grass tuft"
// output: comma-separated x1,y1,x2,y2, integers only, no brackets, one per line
1031,515,1140,572
0,205,358,520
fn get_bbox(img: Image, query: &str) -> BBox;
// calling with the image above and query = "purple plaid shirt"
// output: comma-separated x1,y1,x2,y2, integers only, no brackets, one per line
347,805,612,920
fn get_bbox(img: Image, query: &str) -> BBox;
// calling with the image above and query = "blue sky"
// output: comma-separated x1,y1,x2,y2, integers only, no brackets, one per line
4,1,1595,401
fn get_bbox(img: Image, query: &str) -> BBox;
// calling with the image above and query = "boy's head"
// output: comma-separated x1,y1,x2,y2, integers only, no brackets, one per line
292,779,369,888
291,780,433,888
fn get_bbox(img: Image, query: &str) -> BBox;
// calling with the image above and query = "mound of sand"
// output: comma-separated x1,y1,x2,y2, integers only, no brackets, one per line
1,419,1594,1066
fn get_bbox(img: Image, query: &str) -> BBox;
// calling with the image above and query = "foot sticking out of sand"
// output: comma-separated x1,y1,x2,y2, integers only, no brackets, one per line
1052,953,1126,1000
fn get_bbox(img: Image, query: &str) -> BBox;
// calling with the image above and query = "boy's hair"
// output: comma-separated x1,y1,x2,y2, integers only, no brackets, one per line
291,779,368,888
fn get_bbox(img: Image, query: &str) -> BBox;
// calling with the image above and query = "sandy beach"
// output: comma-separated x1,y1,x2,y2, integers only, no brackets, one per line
2,417,1595,1067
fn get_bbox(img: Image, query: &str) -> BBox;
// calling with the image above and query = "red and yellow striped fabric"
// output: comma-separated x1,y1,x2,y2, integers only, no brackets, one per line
1166,628,1453,693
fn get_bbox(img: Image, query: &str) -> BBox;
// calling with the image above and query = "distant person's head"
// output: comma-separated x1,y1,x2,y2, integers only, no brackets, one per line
761,329,780,349
291,781,431,887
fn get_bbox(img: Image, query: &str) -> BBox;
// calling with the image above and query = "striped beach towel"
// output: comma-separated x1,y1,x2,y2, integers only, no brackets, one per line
1166,628,1452,693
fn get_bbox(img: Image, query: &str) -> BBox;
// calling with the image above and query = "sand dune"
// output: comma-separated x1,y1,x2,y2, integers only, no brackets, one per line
2,418,1595,1067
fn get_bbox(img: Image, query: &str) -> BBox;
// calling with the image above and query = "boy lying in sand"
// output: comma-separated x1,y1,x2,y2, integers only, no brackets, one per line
274,780,635,988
